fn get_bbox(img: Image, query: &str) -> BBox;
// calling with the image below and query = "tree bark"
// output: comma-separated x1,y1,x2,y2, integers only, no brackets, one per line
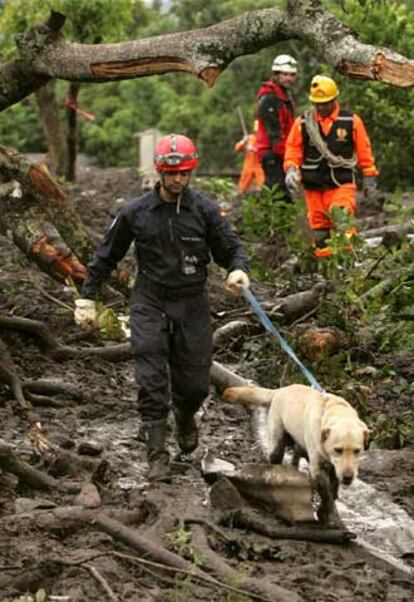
34,81,68,176
65,82,81,181
0,152,130,293
0,3,413,112
0,438,81,493
0,337,28,410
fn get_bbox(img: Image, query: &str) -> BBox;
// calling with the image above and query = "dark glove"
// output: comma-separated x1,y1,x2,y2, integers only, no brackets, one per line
362,175,378,198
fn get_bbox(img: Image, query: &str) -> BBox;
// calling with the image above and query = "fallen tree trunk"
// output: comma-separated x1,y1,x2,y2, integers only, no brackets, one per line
0,150,130,294
2,505,151,533
362,264,414,301
190,523,302,602
0,314,131,362
263,283,326,322
221,508,355,545
360,220,414,239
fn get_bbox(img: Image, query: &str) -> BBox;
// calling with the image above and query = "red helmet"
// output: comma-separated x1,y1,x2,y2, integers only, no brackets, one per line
154,134,199,171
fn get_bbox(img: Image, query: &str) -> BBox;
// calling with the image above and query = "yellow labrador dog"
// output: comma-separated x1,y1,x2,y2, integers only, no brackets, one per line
222,384,369,524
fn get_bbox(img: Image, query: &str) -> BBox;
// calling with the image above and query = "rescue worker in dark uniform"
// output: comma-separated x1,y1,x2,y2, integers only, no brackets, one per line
284,75,379,257
256,54,297,200
74,134,250,481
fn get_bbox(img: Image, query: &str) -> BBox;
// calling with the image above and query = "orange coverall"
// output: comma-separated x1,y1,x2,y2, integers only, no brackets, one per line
284,103,378,257
234,133,265,193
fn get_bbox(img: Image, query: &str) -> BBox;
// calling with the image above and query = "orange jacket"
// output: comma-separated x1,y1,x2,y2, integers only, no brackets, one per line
284,102,378,177
234,133,258,155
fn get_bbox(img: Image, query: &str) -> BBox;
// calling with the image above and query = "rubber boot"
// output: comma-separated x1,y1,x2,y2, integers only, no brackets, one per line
173,407,199,454
142,419,171,482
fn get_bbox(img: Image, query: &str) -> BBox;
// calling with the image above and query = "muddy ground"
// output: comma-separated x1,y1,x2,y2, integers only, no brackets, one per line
0,165,413,602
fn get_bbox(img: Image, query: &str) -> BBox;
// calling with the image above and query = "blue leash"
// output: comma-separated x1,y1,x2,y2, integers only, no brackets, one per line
242,286,325,393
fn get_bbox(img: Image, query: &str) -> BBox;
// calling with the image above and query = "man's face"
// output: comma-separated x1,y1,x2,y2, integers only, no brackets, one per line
161,169,192,200
314,101,335,118
273,72,297,89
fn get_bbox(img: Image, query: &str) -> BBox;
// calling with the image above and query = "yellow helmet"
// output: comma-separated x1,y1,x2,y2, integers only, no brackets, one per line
309,75,339,103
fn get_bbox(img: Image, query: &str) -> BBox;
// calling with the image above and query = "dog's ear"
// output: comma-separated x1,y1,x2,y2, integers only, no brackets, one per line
321,428,330,444
363,429,370,450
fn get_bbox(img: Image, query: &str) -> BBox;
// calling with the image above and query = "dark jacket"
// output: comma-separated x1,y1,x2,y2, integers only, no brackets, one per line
256,81,295,159
301,109,355,189
81,184,249,299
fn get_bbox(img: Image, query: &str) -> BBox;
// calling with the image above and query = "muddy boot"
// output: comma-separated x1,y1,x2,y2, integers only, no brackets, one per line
142,419,171,482
173,407,199,454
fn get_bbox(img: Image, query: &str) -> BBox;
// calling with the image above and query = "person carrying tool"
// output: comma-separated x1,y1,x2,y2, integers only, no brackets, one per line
256,54,298,200
234,120,265,194
284,75,379,258
73,134,250,482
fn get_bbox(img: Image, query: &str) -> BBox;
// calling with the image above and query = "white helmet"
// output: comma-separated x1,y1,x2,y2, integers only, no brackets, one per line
272,54,298,74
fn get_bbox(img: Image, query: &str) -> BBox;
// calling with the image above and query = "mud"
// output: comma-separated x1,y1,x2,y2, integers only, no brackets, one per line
0,166,413,601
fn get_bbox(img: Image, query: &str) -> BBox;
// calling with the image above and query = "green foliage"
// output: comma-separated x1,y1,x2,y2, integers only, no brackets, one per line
165,522,204,602
193,176,235,201
0,98,45,152
326,0,414,190
240,186,304,246
0,0,136,46
371,406,414,448
0,0,412,191
96,302,127,341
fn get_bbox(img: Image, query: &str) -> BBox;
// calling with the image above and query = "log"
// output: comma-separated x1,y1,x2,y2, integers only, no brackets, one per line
362,264,414,301
22,378,87,400
190,524,302,602
0,337,29,410
2,505,150,533
360,220,414,239
0,150,130,293
266,283,326,322
0,314,132,362
0,438,80,494
27,422,107,480
213,319,252,348
210,360,250,390
222,508,355,545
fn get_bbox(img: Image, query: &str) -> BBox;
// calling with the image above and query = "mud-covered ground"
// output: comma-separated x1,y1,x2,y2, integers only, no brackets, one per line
0,166,413,602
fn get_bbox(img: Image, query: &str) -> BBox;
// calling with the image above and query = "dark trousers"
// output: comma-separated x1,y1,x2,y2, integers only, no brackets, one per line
130,281,213,422
261,150,292,202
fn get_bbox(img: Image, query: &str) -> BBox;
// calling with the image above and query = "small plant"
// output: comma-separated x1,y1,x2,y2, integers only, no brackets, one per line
313,206,363,278
194,176,235,202
96,302,128,340
240,185,304,248
165,522,204,602
166,522,203,566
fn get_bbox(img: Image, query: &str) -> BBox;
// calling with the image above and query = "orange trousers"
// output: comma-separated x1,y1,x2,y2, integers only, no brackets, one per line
237,155,265,193
304,184,357,258
304,184,356,230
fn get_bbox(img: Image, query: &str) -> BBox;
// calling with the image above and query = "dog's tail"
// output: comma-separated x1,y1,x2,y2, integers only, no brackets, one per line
221,386,274,407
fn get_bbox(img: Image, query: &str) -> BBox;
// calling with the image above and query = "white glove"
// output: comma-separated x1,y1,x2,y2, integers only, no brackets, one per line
225,270,250,295
74,299,97,329
285,167,301,195
11,180,23,199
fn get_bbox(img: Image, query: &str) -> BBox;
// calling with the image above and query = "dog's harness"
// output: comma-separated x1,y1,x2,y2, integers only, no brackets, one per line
242,286,327,395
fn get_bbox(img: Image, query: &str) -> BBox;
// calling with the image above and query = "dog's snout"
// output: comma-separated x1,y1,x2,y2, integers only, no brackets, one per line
341,474,354,486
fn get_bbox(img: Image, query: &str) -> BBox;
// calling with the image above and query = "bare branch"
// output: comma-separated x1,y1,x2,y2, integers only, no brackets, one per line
0,4,412,111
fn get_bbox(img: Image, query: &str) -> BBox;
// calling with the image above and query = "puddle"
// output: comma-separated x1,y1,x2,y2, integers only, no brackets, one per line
338,478,414,576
